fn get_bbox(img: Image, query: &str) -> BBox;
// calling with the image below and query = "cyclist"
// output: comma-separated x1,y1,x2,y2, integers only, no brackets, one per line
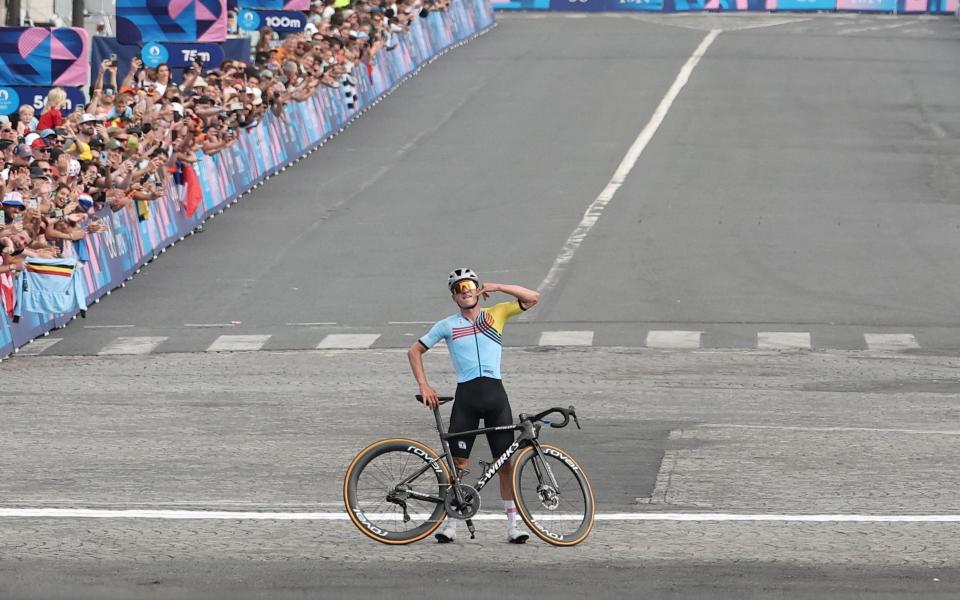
408,268,540,544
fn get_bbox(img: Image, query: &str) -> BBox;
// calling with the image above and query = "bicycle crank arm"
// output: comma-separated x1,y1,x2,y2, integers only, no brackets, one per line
465,519,476,539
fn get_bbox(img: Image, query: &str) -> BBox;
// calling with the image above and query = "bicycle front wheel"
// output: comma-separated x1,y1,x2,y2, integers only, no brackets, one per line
512,443,595,546
343,438,451,545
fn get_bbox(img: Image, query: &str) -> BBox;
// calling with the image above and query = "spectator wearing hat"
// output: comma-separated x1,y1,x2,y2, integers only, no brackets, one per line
64,114,99,162
1,192,26,225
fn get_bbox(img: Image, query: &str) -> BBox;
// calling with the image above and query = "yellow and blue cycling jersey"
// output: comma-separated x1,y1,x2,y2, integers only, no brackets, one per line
419,300,526,383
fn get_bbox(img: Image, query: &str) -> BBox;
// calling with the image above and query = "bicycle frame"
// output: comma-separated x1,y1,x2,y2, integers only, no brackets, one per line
393,408,561,510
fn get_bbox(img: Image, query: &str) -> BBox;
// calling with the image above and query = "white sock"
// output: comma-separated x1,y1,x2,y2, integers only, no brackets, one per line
442,518,457,532
503,500,518,529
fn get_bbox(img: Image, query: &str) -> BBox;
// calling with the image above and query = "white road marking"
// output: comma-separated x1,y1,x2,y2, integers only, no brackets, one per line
864,333,919,352
206,335,271,352
98,337,168,356
17,338,63,356
533,29,721,298
317,334,381,349
702,424,960,436
0,508,956,522
646,330,702,349
838,20,916,35
757,331,811,350
538,331,594,346
727,18,812,31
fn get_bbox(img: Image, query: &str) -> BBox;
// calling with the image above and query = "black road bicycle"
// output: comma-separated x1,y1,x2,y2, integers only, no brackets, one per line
343,396,595,546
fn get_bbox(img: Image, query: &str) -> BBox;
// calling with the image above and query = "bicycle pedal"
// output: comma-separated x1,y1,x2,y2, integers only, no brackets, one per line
478,460,491,472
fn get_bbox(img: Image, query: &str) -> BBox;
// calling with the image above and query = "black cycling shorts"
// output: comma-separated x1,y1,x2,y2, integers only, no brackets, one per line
448,377,514,460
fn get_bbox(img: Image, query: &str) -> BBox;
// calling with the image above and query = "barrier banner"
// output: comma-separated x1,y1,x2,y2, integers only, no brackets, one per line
607,0,665,11
9,86,86,115
549,0,607,10
898,0,958,9
705,0,767,9
765,0,837,9
91,37,252,86
0,27,90,87
117,0,227,44
0,0,495,359
495,0,955,10
835,0,895,9
141,42,225,69
238,9,308,32
238,0,310,8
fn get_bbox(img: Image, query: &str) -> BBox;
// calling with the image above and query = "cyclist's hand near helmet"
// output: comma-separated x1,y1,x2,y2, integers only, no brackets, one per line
478,282,500,300
418,382,440,409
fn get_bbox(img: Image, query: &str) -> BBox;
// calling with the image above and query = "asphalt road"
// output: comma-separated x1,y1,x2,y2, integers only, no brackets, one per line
3,11,960,600
2,349,960,598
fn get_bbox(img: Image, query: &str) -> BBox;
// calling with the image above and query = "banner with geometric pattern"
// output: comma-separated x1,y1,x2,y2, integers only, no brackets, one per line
0,27,90,87
117,0,226,44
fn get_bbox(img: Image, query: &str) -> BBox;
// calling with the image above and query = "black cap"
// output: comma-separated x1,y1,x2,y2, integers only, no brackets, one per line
29,166,47,179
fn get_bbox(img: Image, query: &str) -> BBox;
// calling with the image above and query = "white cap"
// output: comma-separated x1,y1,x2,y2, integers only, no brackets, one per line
23,133,39,146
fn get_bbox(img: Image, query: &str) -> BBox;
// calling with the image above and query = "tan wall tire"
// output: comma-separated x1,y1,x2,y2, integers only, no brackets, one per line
343,438,451,545
511,444,595,547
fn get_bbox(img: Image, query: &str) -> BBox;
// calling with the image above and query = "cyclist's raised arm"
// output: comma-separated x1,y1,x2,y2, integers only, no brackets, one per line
481,283,540,310
407,342,438,408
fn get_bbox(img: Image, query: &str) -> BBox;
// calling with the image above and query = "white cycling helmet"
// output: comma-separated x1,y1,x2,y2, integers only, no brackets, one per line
447,267,480,291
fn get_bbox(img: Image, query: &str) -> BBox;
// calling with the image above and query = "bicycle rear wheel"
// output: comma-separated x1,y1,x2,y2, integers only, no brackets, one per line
511,443,595,546
343,438,451,545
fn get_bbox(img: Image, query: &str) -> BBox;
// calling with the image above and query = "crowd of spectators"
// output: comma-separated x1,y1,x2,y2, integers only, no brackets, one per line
0,0,450,316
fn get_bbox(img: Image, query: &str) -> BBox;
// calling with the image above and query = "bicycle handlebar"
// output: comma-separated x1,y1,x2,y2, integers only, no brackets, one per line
524,406,581,430
414,395,581,430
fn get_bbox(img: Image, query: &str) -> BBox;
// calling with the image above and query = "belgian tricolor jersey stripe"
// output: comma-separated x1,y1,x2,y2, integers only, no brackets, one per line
27,264,74,277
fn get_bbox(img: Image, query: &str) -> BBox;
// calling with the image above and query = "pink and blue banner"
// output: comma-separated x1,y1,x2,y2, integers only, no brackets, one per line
0,27,89,87
0,0,495,359
117,0,227,44
498,0,957,10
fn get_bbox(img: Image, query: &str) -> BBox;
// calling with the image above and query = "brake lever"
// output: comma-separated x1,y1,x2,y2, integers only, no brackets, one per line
568,406,581,430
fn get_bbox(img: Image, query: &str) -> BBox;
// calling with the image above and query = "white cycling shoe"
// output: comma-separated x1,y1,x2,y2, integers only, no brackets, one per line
507,526,529,544
435,521,457,544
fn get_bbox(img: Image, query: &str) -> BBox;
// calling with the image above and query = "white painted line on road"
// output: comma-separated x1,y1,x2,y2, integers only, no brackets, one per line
538,331,594,346
532,29,721,301
317,334,381,349
646,330,702,349
0,508,958,522
864,333,919,352
206,335,271,352
727,18,811,31
757,331,811,350
98,337,168,356
838,20,916,35
17,338,62,356
703,424,960,436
